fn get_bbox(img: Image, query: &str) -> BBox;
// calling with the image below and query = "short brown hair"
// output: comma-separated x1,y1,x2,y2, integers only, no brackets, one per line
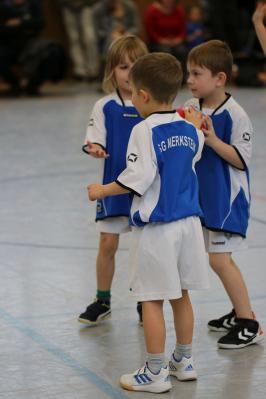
129,52,183,103
188,40,233,81
103,35,148,93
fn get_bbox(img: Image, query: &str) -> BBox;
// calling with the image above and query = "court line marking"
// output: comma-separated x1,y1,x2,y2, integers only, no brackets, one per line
0,241,128,251
0,240,265,251
0,307,129,399
250,216,266,225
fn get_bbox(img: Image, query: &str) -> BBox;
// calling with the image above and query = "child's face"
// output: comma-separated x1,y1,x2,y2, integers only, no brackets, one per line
114,55,135,96
187,63,220,99
189,7,202,22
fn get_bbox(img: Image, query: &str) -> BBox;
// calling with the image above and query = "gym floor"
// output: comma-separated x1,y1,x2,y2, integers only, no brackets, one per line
0,83,265,399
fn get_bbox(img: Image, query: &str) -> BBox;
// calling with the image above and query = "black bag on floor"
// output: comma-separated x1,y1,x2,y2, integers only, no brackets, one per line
19,38,67,83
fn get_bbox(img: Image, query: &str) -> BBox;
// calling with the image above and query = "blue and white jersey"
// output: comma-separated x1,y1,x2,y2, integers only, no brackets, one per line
185,95,253,237
116,111,204,226
85,91,142,220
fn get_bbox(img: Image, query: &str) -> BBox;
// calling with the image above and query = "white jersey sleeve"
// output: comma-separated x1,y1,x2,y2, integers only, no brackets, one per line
193,128,205,165
84,98,107,148
230,107,253,168
117,121,157,196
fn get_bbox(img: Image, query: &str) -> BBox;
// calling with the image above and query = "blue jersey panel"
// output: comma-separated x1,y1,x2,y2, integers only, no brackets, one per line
97,100,142,220
222,187,249,234
196,109,249,236
149,121,202,223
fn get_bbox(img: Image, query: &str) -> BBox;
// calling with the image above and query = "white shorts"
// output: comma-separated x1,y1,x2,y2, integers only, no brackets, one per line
203,228,247,253
96,217,131,234
129,217,209,301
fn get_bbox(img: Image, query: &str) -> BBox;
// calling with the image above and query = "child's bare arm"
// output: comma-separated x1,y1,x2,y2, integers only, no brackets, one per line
252,2,266,55
202,116,245,170
87,182,129,201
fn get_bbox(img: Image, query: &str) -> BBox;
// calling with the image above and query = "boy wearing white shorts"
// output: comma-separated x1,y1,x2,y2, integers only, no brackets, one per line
87,53,209,393
186,40,264,349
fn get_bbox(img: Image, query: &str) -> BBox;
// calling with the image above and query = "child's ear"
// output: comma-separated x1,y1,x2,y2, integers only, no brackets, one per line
216,72,227,87
139,89,150,102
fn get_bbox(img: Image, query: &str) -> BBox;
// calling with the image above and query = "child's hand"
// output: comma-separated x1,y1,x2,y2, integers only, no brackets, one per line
85,140,109,158
184,107,204,129
87,183,105,201
201,115,219,147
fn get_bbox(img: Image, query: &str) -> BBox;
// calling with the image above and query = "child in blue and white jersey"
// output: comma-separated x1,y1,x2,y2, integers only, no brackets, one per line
78,35,148,326
186,40,264,349
87,53,209,394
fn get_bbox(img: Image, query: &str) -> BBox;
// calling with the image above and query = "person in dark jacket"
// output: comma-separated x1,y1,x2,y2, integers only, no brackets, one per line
0,0,45,95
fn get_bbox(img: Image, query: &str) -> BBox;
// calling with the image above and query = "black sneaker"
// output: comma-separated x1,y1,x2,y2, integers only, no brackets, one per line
137,302,143,326
208,309,236,332
78,299,111,325
217,318,264,349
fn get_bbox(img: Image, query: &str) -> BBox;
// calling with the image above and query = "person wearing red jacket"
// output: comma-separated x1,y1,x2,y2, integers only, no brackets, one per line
144,0,187,76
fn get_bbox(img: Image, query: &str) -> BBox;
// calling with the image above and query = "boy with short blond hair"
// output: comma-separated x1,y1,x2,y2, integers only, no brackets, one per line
186,40,264,348
87,52,209,393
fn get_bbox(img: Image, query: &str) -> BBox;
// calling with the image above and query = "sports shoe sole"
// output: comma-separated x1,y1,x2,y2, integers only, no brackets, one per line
169,370,197,381
78,310,111,326
120,380,172,393
208,325,229,332
218,331,264,349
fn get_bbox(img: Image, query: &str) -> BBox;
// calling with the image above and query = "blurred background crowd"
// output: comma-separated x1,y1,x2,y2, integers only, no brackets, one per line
0,0,265,97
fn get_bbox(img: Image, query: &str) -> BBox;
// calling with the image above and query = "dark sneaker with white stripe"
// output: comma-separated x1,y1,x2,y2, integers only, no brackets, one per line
208,309,236,332
78,299,111,325
217,318,264,349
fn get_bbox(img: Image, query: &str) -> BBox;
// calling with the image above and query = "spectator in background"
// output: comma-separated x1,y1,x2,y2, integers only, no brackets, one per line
0,0,66,96
186,5,205,51
253,0,266,55
0,0,44,95
207,0,242,54
93,0,140,57
59,0,99,81
144,0,187,75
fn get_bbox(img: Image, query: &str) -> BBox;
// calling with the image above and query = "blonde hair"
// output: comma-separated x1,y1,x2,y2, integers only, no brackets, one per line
102,35,148,93
129,52,183,103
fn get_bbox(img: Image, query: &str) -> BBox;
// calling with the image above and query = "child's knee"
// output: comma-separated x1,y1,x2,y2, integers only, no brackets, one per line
99,233,119,257
209,253,230,273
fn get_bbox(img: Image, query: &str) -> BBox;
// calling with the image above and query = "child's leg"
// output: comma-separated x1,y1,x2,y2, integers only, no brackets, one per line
119,300,172,393
209,252,264,348
209,252,252,319
96,232,119,294
168,290,197,381
142,300,165,353
78,232,119,325
170,290,193,344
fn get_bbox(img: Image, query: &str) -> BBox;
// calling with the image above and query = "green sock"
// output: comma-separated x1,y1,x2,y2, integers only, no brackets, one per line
97,290,111,304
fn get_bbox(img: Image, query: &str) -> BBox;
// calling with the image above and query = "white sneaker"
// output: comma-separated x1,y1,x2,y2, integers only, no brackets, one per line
169,355,197,381
120,363,172,393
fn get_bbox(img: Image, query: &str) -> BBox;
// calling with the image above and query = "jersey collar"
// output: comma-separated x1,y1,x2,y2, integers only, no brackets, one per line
199,92,231,115
148,110,177,117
